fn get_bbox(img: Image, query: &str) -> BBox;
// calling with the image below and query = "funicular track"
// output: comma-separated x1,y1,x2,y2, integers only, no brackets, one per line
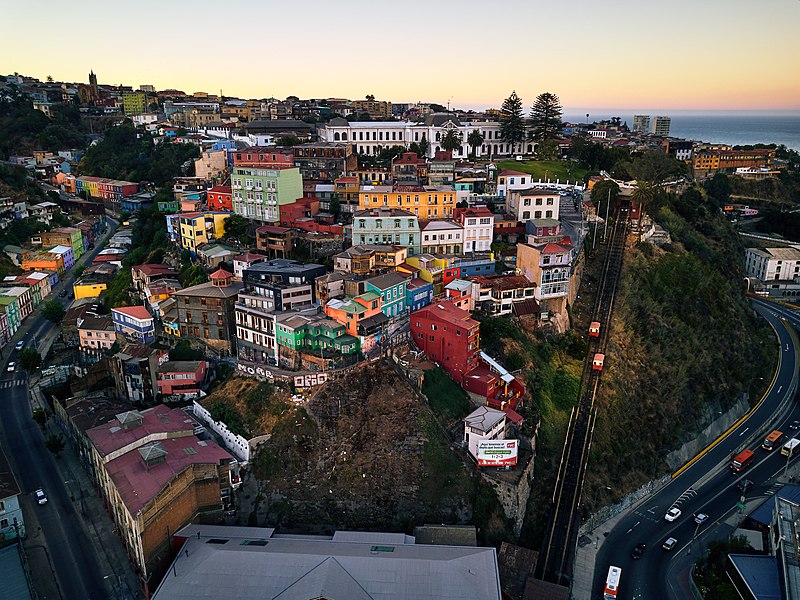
535,204,630,586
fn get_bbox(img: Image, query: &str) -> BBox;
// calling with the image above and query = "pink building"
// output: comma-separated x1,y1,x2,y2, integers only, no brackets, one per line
156,360,207,396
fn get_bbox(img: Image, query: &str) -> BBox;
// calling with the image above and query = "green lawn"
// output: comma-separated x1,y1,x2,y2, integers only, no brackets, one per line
495,159,589,185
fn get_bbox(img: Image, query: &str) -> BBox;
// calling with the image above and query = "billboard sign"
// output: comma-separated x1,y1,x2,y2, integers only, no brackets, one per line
477,440,518,467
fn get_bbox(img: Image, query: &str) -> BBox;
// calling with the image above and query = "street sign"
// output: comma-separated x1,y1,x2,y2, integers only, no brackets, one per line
736,502,746,511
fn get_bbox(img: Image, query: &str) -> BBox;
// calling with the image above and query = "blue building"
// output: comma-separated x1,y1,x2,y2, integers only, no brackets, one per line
111,305,156,344
452,255,496,278
406,277,433,312
364,272,408,318
121,192,155,214
351,208,420,255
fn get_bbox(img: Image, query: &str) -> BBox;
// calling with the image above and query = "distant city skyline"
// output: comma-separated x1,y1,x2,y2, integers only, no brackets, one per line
4,0,799,112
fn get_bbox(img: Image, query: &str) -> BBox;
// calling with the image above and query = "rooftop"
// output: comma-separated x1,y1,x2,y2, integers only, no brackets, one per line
414,301,478,329
86,404,197,458
153,524,501,600
111,305,152,321
105,436,231,516
365,271,408,290
464,406,506,433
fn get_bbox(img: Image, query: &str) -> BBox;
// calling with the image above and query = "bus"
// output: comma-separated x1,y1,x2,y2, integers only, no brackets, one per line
762,430,783,451
604,565,622,599
731,449,755,472
782,438,800,457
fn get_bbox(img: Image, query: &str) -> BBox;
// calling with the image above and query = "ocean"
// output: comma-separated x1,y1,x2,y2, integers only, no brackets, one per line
564,112,800,151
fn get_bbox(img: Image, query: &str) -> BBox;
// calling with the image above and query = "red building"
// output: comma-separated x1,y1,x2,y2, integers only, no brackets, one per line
233,147,294,169
156,360,207,396
207,186,232,211
411,301,480,385
279,198,319,226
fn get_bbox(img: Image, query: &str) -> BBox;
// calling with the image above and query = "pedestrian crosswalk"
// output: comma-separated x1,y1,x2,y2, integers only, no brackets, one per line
0,379,26,389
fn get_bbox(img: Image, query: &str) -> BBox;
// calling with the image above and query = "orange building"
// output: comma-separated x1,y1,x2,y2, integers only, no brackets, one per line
22,252,64,273
324,291,383,337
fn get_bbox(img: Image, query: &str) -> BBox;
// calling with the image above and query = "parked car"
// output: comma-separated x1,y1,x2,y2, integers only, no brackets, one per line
35,489,47,505
665,507,681,522
14,340,23,351
790,420,800,431
6,362,16,372
694,513,709,525
59,289,67,298
662,537,677,551
631,543,646,559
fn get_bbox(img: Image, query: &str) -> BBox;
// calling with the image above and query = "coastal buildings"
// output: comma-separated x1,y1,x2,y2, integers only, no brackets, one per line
351,208,420,252
358,185,456,220
652,115,671,136
231,149,302,223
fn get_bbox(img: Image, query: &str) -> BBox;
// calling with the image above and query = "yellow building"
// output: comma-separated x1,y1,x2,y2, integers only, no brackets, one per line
122,91,147,116
178,212,229,253
397,253,451,295
358,185,456,219
73,279,108,299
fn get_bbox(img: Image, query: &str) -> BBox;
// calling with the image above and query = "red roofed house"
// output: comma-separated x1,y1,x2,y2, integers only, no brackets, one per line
207,185,232,212
256,225,295,259
111,305,156,343
496,169,533,198
156,360,207,396
85,405,236,595
232,252,267,279
411,301,480,385
516,236,581,319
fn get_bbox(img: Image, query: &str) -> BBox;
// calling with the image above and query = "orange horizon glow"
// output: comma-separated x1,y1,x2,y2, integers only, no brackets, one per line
3,0,799,113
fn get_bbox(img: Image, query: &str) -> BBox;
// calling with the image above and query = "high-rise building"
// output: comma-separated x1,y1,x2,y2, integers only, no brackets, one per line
122,91,147,116
652,116,671,137
632,115,651,133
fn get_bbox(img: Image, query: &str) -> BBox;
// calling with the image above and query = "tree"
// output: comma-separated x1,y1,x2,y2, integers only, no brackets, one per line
467,129,485,158
276,135,300,147
536,139,559,160
32,407,49,429
704,173,732,203
440,129,463,154
418,134,429,158
19,348,42,371
45,434,65,458
41,300,65,324
224,214,250,241
529,92,563,142
591,180,621,215
329,198,341,218
366,94,375,102
499,91,525,148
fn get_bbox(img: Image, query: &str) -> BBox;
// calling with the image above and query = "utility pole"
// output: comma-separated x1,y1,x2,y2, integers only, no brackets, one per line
603,189,610,242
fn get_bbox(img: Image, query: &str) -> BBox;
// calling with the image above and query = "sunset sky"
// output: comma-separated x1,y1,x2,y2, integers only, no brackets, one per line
3,0,799,112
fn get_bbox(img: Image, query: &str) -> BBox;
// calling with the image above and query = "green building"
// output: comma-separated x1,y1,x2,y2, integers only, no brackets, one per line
122,91,147,116
231,167,302,223
276,313,359,356
0,295,21,336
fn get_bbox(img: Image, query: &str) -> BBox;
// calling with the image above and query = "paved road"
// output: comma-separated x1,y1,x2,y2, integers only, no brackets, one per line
593,300,799,599
0,215,120,599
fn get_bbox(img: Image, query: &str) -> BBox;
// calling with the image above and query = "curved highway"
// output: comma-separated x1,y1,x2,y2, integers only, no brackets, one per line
593,298,799,599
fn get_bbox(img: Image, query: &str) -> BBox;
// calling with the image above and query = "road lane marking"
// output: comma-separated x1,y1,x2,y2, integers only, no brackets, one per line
739,427,749,436
778,386,783,394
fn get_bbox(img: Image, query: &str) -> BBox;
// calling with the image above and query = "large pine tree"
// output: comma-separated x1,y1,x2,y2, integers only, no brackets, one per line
529,92,563,142
499,91,525,147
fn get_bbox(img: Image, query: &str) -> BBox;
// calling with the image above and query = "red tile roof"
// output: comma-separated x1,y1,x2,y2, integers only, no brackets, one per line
498,169,528,177
208,186,232,194
414,300,478,329
233,253,267,262
210,268,233,280
112,305,152,321
133,264,177,276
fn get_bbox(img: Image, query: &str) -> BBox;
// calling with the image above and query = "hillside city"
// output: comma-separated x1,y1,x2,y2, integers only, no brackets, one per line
0,70,799,600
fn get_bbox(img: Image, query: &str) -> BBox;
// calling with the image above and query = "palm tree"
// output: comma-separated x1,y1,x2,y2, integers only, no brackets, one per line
441,129,464,154
467,129,485,159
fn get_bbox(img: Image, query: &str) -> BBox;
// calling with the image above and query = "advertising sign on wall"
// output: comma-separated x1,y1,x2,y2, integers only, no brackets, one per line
476,440,518,467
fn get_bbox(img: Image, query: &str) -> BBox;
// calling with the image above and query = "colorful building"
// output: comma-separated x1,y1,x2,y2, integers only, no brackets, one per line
410,301,480,385
178,212,230,254
454,206,495,253
21,251,64,274
325,291,384,338
207,186,233,212
364,272,408,318
351,208,420,253
48,245,76,270
406,277,433,312
122,91,147,115
73,276,108,300
357,185,456,220
112,305,156,344
156,361,207,396
45,227,85,259
231,150,302,223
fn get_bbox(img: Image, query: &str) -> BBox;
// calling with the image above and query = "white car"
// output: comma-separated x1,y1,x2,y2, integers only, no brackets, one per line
15,341,24,351
665,507,681,522
662,537,678,551
35,489,47,505
6,362,16,372
694,513,709,525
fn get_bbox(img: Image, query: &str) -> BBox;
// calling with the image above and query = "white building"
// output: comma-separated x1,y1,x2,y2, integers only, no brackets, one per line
420,220,464,255
318,115,534,159
632,115,651,133
463,406,507,459
456,207,494,253
745,247,800,282
506,188,561,223
652,116,671,137
496,169,536,199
